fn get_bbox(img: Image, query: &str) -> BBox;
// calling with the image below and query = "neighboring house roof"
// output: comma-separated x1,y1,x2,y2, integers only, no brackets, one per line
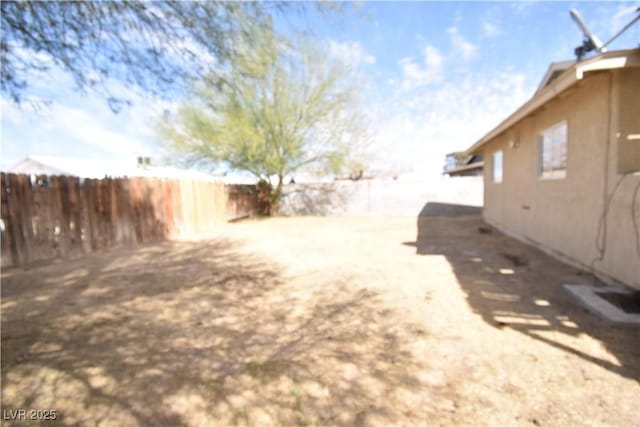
464,154,483,165
443,154,483,176
467,48,640,155
443,161,484,176
215,172,331,185
8,155,215,180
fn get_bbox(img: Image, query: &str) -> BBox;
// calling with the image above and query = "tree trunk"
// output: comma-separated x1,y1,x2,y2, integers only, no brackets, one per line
271,174,284,216
257,179,272,216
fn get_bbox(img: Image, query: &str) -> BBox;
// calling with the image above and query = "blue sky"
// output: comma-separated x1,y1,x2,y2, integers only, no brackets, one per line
1,1,638,175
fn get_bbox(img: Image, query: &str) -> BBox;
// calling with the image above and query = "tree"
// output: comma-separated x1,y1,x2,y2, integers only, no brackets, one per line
160,31,367,214
0,1,276,110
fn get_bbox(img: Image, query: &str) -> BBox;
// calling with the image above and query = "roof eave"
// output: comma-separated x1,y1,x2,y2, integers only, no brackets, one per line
443,161,484,175
466,49,640,155
8,156,70,176
535,59,576,92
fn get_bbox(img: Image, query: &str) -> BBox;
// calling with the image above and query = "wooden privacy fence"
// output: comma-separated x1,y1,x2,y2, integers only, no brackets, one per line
226,185,262,221
0,173,259,268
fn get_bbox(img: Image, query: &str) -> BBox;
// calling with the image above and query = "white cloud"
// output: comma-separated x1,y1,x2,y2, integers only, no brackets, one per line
0,98,27,125
482,22,502,38
366,70,534,175
48,104,151,155
609,5,639,39
1,81,169,169
328,40,376,68
510,1,536,16
424,45,443,70
399,45,443,90
447,27,478,60
6,101,148,155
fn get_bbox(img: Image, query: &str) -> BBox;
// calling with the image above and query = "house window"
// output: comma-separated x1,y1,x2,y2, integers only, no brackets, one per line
492,150,503,183
539,121,567,179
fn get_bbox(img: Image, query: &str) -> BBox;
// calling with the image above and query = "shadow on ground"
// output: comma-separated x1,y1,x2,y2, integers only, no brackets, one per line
2,238,430,426
406,202,640,381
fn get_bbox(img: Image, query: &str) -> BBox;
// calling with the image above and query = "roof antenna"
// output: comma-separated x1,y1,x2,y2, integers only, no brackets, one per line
571,7,640,60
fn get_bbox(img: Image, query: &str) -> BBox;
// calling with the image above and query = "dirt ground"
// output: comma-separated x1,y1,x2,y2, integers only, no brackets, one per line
2,209,639,426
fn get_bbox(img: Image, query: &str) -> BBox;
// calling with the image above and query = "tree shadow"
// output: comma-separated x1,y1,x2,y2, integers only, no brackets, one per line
407,202,639,381
2,237,432,426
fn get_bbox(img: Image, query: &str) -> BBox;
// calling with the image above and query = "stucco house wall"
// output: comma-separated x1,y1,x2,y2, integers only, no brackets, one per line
479,65,639,289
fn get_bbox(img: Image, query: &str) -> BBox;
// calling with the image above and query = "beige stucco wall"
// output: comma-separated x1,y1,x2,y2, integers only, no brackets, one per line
481,68,640,289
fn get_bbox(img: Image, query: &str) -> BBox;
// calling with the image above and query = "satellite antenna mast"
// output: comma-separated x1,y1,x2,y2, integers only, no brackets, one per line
570,9,604,58
570,7,640,60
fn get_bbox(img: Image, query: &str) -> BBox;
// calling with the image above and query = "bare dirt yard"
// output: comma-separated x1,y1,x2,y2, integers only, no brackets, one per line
2,208,639,426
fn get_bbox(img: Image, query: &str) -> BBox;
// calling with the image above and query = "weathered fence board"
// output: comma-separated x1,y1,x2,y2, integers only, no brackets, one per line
1,174,14,268
226,185,260,220
0,173,258,268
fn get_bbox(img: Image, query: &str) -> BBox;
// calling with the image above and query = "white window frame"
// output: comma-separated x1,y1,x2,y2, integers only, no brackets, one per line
492,150,503,183
538,120,568,180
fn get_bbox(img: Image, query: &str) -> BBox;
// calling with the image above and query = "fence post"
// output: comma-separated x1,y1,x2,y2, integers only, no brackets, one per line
1,173,15,267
